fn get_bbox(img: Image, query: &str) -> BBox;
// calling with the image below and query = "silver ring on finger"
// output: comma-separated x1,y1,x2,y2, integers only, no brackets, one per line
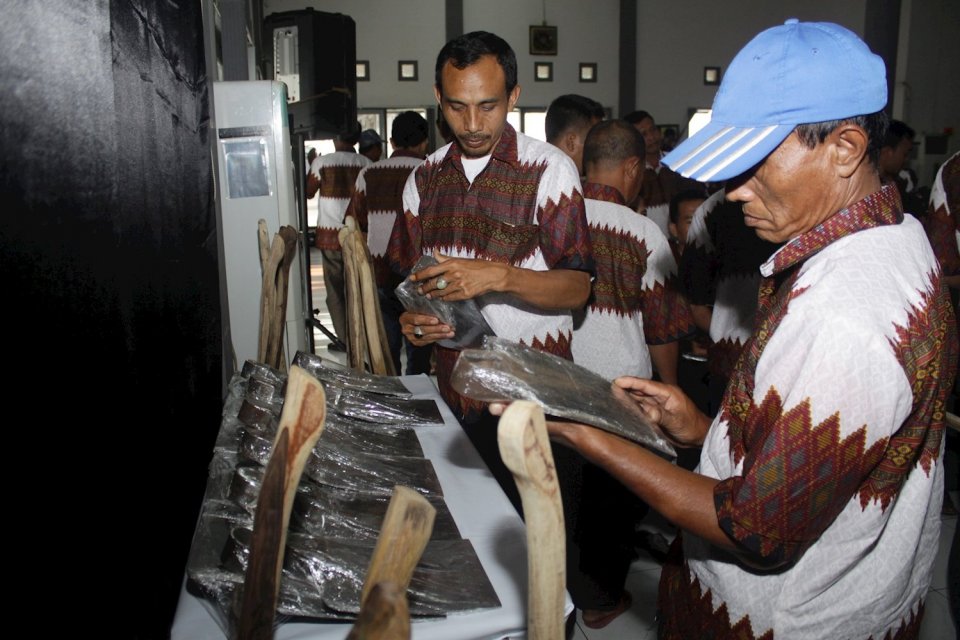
435,276,448,290
413,325,424,338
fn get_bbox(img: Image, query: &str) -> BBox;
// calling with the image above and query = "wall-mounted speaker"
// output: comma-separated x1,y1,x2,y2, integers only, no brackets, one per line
263,8,357,139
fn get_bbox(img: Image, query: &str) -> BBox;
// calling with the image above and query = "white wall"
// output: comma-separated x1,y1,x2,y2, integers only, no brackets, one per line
462,0,620,110
263,0,620,112
262,0,958,187
899,0,960,185
635,1,867,135
263,0,446,109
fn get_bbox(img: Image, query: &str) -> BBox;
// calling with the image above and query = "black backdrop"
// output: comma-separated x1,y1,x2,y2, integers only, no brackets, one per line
1,3,222,636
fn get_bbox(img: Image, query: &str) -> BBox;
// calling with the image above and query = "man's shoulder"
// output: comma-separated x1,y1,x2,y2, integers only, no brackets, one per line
586,197,662,238
515,132,577,169
316,151,370,168
369,155,422,172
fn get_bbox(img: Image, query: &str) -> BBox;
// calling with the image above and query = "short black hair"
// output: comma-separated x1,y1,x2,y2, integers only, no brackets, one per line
337,120,362,146
545,94,605,144
794,111,888,167
582,119,645,171
435,31,517,94
391,111,429,148
669,189,708,224
882,119,916,149
623,110,654,126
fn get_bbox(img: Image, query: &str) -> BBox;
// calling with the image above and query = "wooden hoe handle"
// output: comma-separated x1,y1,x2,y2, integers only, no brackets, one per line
497,401,566,640
235,366,327,640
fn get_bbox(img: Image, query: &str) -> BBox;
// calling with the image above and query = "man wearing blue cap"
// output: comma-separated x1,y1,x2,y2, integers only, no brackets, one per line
506,20,958,639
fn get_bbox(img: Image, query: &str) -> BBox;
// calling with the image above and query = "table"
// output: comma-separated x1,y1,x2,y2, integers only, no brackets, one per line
171,374,572,639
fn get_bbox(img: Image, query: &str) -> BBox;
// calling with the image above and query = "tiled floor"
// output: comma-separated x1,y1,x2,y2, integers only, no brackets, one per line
306,246,958,639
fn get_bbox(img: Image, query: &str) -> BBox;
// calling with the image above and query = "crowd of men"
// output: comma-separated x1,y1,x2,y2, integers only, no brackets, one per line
306,22,958,639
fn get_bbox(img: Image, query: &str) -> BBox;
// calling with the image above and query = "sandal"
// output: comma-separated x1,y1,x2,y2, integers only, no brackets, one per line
581,590,633,629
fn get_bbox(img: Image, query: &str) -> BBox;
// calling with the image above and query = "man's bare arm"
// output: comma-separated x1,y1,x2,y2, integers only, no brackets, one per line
413,251,591,310
649,341,679,385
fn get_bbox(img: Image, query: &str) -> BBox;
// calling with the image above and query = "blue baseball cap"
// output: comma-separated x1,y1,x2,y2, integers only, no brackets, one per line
662,19,887,182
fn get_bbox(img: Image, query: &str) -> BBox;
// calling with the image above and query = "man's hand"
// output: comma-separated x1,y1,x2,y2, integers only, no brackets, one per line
411,250,508,302
614,376,711,447
410,249,590,310
399,311,453,346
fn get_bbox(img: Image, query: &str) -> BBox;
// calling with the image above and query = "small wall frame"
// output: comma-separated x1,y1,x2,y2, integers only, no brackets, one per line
579,63,597,82
356,60,369,81
534,61,553,82
398,60,418,81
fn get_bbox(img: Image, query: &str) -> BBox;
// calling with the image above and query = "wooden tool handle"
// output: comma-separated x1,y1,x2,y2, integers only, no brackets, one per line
360,485,436,605
235,365,327,640
345,582,411,640
497,401,565,640
352,230,394,375
340,224,367,372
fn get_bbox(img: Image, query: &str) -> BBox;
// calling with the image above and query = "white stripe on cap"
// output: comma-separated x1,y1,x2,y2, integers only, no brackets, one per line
669,125,735,173
682,127,754,177
699,125,779,181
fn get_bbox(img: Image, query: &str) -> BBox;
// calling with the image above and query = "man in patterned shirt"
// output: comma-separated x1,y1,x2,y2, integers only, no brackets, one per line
388,31,593,509
680,188,781,415
306,122,371,348
624,109,703,238
925,150,960,298
345,111,432,375
570,118,695,628
504,20,958,639
573,119,693,385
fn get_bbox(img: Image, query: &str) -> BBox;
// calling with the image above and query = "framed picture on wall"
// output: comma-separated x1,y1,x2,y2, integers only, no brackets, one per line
398,60,418,81
534,62,553,82
529,25,558,55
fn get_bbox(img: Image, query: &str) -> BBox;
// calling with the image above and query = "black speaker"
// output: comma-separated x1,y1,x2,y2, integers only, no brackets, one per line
263,8,357,139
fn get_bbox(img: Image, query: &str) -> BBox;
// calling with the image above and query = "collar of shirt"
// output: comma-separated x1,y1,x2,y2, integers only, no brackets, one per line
390,149,423,160
439,122,520,176
762,183,904,277
582,181,627,206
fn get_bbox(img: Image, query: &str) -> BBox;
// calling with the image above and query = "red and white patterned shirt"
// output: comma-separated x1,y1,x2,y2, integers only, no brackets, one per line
308,151,371,251
924,150,960,281
345,150,423,287
573,182,693,380
660,184,959,639
388,124,593,420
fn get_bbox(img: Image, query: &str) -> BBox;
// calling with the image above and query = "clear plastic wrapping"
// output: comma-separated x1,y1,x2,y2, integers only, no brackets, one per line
293,351,413,397
185,361,500,632
394,255,495,349
450,337,677,458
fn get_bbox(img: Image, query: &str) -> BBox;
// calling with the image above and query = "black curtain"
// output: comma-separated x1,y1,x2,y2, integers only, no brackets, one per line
1,2,222,636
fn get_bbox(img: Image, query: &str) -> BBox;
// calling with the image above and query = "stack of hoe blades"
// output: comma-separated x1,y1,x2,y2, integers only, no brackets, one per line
233,365,326,640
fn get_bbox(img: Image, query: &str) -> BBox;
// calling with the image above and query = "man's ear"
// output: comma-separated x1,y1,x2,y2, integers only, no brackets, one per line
624,155,642,180
507,84,521,111
831,123,870,178
434,85,443,106
563,131,579,153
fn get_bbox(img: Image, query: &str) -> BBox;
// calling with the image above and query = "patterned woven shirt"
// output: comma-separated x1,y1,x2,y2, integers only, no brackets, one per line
308,151,371,251
660,184,959,640
345,150,424,287
924,150,960,280
388,124,593,420
572,182,693,380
